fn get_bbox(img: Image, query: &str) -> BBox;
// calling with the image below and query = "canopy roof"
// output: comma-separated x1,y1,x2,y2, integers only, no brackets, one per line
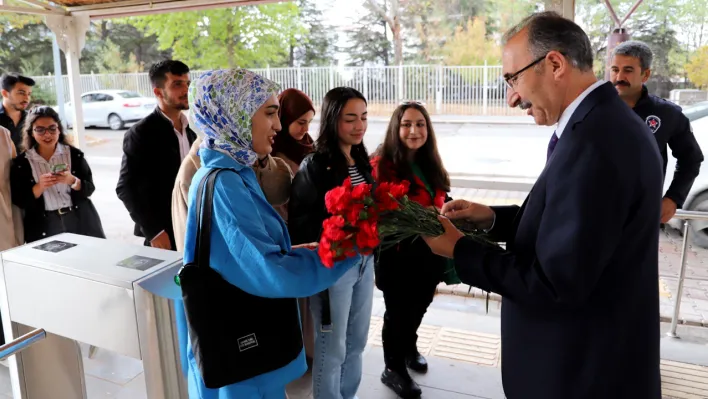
0,0,281,19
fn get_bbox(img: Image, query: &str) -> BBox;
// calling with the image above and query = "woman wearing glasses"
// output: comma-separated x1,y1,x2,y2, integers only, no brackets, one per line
11,106,104,243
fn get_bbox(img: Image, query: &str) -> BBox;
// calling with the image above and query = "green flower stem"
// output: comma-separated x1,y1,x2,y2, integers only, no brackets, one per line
377,195,494,314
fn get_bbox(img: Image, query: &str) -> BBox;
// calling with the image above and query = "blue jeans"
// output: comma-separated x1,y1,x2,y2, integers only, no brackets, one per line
310,255,374,399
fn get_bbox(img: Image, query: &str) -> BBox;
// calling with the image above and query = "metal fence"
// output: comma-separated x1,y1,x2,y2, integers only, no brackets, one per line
666,210,708,337
31,64,524,117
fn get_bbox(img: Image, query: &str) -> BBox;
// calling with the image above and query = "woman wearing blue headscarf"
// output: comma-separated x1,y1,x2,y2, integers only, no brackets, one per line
177,69,361,399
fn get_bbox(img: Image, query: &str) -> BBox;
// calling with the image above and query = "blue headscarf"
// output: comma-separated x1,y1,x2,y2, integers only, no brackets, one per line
188,69,281,166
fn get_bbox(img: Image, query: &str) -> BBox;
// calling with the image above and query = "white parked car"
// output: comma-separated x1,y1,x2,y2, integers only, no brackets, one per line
64,90,157,130
666,110,708,247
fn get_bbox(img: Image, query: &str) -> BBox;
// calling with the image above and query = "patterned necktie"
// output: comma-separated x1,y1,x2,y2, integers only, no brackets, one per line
547,132,559,161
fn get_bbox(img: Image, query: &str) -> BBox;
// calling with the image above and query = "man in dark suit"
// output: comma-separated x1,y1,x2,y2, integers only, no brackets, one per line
116,60,196,250
610,40,704,222
423,12,663,399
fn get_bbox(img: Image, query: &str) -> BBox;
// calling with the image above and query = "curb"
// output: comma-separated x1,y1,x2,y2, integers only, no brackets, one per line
84,135,108,146
436,283,708,328
450,175,536,192
311,116,537,126
435,283,503,303
659,314,708,328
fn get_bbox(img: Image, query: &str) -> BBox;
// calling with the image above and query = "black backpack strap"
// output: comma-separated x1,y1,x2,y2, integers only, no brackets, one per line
194,168,224,267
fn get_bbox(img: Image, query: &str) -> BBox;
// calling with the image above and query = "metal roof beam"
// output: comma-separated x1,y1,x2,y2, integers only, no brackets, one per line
72,0,282,19
16,0,66,12
64,0,173,12
0,0,283,18
0,3,65,14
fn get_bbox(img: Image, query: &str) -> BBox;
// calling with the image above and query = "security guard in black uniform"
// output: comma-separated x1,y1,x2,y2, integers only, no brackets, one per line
611,40,704,222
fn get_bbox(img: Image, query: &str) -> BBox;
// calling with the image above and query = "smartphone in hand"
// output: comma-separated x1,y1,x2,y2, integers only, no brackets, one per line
150,230,172,250
51,163,67,175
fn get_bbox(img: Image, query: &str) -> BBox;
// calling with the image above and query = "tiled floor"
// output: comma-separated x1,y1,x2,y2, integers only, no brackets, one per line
3,291,708,398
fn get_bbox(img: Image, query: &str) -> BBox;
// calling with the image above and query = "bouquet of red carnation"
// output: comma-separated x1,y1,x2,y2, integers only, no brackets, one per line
319,177,494,310
317,177,409,267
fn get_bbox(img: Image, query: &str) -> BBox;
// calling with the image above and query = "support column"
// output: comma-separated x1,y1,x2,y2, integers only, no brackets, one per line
600,0,643,80
52,35,66,128
45,15,90,150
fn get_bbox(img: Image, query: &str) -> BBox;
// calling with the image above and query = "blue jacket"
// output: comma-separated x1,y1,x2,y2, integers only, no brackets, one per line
175,148,361,399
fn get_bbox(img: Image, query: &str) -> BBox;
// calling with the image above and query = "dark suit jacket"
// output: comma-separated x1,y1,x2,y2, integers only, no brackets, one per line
453,82,663,399
115,108,196,248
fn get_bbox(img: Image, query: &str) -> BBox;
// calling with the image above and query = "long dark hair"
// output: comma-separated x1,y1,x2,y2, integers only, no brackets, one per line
375,103,450,193
21,106,72,153
315,87,371,174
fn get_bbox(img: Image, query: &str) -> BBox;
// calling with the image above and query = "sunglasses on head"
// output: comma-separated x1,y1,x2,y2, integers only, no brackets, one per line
29,106,53,114
400,101,425,106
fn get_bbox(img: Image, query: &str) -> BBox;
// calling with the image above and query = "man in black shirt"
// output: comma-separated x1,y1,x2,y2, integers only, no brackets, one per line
0,74,34,149
611,40,704,223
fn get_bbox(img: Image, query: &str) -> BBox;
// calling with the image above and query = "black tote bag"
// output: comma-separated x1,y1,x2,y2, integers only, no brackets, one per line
177,168,303,389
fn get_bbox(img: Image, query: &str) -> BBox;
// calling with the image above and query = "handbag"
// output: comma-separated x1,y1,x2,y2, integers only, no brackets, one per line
177,168,303,389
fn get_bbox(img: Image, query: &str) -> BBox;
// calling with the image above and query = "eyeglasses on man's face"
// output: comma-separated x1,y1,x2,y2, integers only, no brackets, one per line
504,55,548,90
33,125,59,136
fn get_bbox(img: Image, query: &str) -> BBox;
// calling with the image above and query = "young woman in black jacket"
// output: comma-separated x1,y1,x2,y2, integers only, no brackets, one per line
11,106,104,243
288,87,375,399
372,102,451,398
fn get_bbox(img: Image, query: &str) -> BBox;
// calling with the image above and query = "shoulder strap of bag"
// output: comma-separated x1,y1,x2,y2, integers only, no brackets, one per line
193,168,224,268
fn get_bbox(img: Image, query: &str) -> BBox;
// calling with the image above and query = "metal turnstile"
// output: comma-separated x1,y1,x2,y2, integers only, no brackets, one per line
0,233,188,399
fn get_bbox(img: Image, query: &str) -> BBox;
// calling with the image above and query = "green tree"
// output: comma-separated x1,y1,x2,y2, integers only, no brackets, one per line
400,0,487,63
0,5,51,75
346,2,393,66
442,17,501,66
675,0,708,85
677,0,708,50
99,21,171,70
686,45,708,89
289,0,338,67
95,39,143,73
628,3,682,96
575,0,683,87
0,4,43,33
127,2,302,69
0,22,54,75
486,0,540,35
364,0,403,65
387,0,537,65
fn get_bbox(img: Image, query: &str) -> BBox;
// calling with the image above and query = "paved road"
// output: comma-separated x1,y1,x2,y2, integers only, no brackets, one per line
80,121,554,175
81,121,551,242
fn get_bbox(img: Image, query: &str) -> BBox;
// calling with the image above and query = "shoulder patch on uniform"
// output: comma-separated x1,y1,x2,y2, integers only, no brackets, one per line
645,115,661,134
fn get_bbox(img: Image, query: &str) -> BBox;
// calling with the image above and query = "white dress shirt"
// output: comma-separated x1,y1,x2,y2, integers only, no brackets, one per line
27,143,73,211
555,80,607,139
159,108,190,161
486,80,607,232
